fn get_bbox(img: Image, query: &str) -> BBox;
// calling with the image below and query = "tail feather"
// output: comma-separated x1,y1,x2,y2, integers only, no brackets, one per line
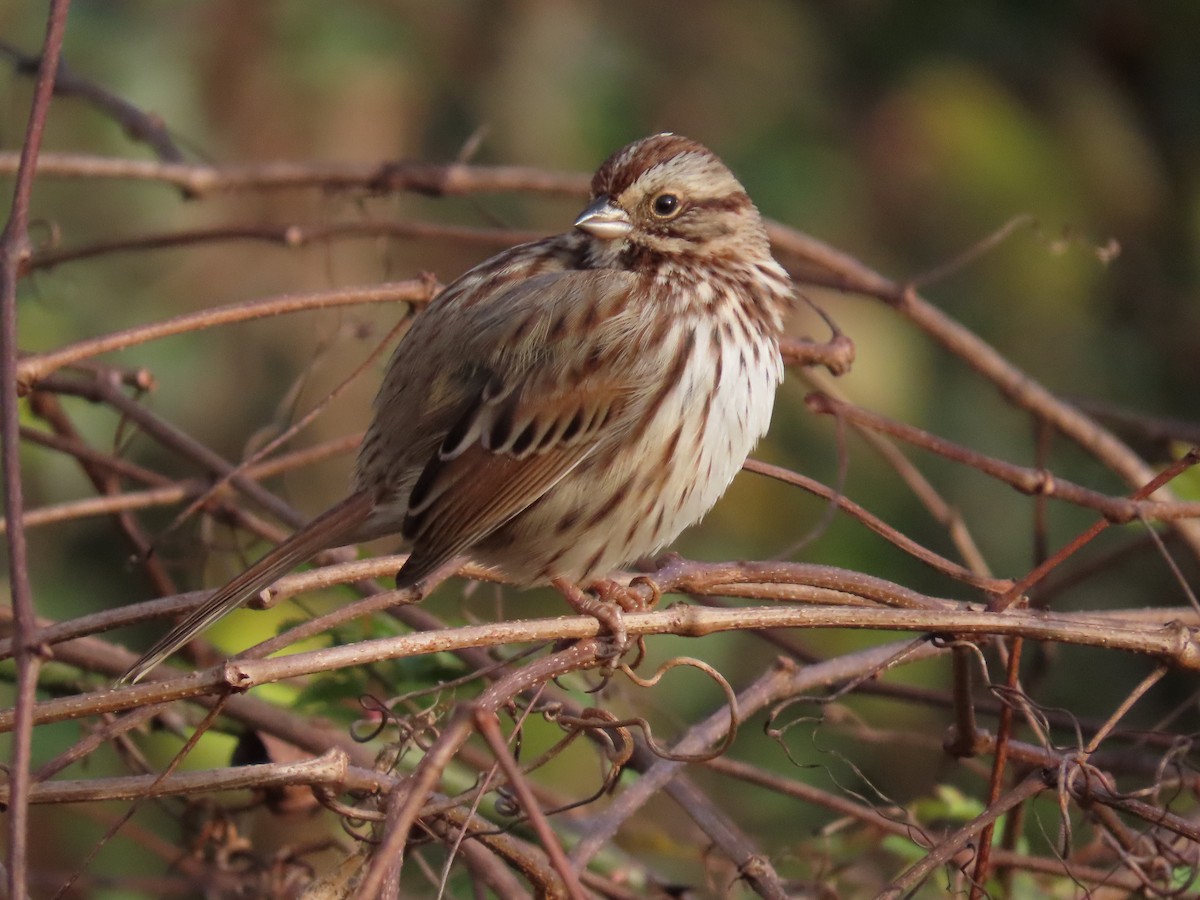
118,491,374,685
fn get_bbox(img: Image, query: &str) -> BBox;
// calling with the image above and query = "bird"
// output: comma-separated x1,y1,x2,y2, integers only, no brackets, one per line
120,133,795,684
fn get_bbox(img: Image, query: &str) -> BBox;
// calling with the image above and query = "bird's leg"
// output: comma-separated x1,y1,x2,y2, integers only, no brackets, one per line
599,577,660,670
551,577,629,655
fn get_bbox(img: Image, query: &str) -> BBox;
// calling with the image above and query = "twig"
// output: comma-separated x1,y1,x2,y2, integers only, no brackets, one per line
26,392,175,595
765,222,1200,557
0,40,186,166
743,458,1010,593
27,220,544,271
968,638,1024,897
9,594,1200,732
879,773,1047,898
0,4,72,896
0,151,591,198
474,712,587,900
569,641,945,868
806,392,1200,525
355,642,599,898
17,278,438,392
2,433,359,534
0,749,349,804
991,446,1200,612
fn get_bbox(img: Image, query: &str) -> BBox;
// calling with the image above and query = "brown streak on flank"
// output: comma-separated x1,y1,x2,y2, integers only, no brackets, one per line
536,551,562,582
660,421,684,470
580,344,607,376
547,309,570,342
652,505,666,537
581,293,602,332
641,304,675,352
623,515,641,546
584,477,634,529
485,526,519,551
582,544,607,579
704,376,719,413
556,507,582,534
637,328,694,427
677,480,696,512
575,455,601,476
506,308,538,346
719,317,736,347
600,286,632,319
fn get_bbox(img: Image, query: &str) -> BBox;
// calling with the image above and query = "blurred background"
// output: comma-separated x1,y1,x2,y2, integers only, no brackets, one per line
3,1,1199,894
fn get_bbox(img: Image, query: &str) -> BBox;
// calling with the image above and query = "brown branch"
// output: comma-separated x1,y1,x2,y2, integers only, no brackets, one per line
879,773,1047,898
807,391,1200,524
1072,397,1200,449
2,433,359,534
0,151,592,199
356,642,599,899
802,370,995,579
743,457,1011,593
27,220,545,271
990,446,1200,612
0,4,72,896
17,278,438,393
766,222,1200,557
0,749,349,804
569,640,946,867
0,39,186,164
778,333,856,376
9,598,1200,732
706,754,1149,892
473,711,588,900
38,372,308,529
26,391,176,595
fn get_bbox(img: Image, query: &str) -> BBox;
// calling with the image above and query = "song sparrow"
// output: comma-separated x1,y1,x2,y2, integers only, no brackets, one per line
121,133,795,684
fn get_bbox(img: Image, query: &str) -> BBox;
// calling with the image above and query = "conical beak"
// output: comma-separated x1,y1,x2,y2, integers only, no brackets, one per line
574,197,632,240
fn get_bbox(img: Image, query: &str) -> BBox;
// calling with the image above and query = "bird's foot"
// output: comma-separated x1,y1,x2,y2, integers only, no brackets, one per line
552,577,637,663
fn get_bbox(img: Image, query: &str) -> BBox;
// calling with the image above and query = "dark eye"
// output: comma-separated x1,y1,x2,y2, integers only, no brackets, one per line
651,193,680,217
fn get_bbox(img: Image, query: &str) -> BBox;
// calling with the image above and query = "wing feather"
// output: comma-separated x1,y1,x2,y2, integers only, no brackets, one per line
382,268,646,586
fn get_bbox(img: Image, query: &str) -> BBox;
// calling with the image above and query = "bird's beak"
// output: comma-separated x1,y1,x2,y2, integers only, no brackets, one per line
574,197,632,240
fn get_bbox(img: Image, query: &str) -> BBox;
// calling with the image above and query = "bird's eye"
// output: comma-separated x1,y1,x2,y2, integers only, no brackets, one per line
651,193,680,218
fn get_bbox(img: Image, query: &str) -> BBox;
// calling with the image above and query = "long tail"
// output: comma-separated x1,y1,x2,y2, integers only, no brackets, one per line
118,491,375,685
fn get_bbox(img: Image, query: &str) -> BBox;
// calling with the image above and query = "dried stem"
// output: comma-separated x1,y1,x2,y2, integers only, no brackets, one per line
0,5,72,896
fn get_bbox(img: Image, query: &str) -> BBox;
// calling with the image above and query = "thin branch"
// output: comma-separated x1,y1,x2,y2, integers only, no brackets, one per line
0,151,591,198
9,599,1200,732
743,457,1011,593
767,222,1200,557
27,220,544,271
2,433,359,534
16,278,438,392
0,4,72,897
879,773,1047,898
0,749,349,804
806,392,1200,524
0,39,186,163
